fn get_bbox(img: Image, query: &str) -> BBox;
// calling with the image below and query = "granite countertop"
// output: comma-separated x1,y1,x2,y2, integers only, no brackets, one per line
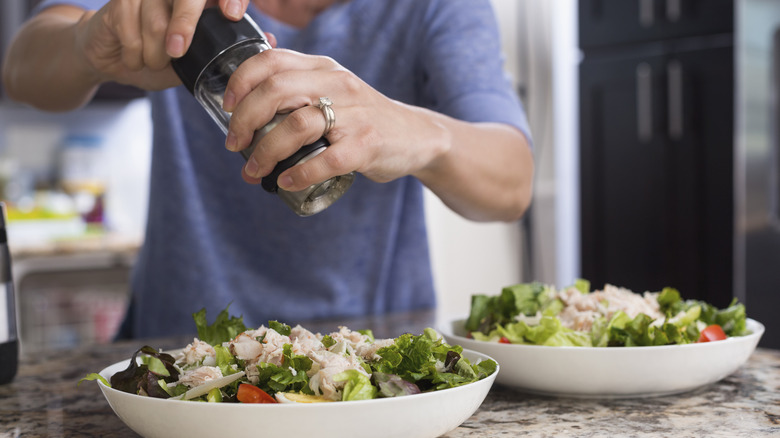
1,310,778,437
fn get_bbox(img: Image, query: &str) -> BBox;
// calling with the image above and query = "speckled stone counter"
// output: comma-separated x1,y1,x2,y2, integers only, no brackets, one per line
1,311,778,437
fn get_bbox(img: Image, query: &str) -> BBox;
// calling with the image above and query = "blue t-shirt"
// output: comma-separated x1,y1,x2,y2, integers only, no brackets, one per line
36,0,531,338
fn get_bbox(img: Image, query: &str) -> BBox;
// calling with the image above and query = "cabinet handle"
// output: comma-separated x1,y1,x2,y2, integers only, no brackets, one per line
771,29,780,226
667,60,683,141
639,0,655,27
666,0,681,22
637,63,653,143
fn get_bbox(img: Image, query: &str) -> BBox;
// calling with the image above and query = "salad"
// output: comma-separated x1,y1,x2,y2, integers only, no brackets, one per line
465,280,751,347
81,307,496,404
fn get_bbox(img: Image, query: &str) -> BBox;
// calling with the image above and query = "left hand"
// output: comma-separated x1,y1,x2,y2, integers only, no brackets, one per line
222,49,449,191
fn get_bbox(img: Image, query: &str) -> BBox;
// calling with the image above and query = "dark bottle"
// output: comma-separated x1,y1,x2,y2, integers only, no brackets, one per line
172,7,354,217
0,202,18,385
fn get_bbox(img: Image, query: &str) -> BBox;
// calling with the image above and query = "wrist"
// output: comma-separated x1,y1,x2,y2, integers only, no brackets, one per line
410,107,454,184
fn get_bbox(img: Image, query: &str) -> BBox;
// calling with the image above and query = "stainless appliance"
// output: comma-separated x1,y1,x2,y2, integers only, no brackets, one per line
734,0,780,349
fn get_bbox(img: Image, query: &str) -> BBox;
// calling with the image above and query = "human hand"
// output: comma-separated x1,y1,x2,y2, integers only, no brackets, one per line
222,49,449,191
76,0,253,90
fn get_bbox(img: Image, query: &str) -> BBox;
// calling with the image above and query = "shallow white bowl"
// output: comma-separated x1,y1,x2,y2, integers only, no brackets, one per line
439,318,764,398
97,349,497,438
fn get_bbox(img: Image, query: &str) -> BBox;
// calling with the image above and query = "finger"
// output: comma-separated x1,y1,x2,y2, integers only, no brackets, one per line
265,32,278,48
242,107,330,179
140,0,172,70
277,141,356,192
227,69,349,153
226,71,325,152
112,0,144,71
241,165,263,185
223,49,335,113
166,0,208,58
218,0,249,21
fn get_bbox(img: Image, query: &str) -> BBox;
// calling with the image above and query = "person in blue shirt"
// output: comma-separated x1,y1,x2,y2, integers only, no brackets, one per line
2,0,534,338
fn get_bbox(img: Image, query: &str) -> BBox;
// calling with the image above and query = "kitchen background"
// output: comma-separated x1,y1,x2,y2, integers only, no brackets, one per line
0,0,777,352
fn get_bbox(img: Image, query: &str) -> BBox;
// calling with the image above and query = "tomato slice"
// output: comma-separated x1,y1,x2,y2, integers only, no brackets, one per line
498,336,511,344
237,383,277,403
697,324,727,343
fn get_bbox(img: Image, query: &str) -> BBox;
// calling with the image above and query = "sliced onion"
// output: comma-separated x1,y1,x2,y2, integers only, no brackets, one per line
171,371,246,401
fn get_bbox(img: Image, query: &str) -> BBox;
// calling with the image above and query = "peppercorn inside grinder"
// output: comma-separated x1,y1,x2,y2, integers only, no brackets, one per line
171,7,354,216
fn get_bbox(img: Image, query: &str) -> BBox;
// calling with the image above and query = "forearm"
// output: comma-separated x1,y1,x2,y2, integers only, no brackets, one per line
2,7,101,111
413,109,534,223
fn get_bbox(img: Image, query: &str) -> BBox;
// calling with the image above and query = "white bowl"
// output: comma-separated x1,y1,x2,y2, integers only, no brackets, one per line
439,318,764,398
97,349,497,438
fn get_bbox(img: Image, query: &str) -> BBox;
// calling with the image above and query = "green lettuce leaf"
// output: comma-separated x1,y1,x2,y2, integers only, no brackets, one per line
525,316,589,346
321,334,336,348
605,307,701,347
372,330,494,392
335,369,378,401
78,373,110,387
478,316,592,347
193,306,247,346
657,287,683,314
269,320,292,336
255,344,313,395
214,344,240,377
572,278,590,294
465,282,558,334
708,299,749,336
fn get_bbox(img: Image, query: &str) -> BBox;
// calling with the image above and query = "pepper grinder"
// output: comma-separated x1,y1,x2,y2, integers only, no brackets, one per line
171,7,354,216
0,203,18,385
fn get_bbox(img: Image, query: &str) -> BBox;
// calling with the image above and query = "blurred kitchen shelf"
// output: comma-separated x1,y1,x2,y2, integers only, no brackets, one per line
10,232,141,354
18,266,129,354
10,230,141,261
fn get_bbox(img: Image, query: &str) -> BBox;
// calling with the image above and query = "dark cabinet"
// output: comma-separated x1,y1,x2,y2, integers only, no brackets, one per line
580,52,669,294
579,0,734,307
579,0,733,49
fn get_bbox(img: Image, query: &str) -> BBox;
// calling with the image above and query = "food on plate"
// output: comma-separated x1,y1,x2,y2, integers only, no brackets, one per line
465,279,751,347
81,307,496,403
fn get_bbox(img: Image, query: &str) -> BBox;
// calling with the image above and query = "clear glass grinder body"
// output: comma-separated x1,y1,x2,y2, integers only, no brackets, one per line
172,8,354,216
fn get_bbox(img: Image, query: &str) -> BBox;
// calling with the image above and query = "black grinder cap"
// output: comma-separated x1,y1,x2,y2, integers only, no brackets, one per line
171,7,268,94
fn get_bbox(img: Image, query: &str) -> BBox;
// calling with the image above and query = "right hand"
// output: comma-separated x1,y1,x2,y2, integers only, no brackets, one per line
75,0,251,90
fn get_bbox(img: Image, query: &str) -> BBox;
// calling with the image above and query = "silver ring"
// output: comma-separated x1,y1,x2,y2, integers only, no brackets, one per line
317,97,335,137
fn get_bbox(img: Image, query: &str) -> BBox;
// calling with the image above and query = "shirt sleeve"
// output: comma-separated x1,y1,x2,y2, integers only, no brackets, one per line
417,0,533,145
33,0,109,15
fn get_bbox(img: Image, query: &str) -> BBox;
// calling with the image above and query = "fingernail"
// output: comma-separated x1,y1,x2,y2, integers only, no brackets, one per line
245,156,260,177
167,34,185,57
278,174,293,190
222,90,235,112
225,132,238,151
226,0,242,19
